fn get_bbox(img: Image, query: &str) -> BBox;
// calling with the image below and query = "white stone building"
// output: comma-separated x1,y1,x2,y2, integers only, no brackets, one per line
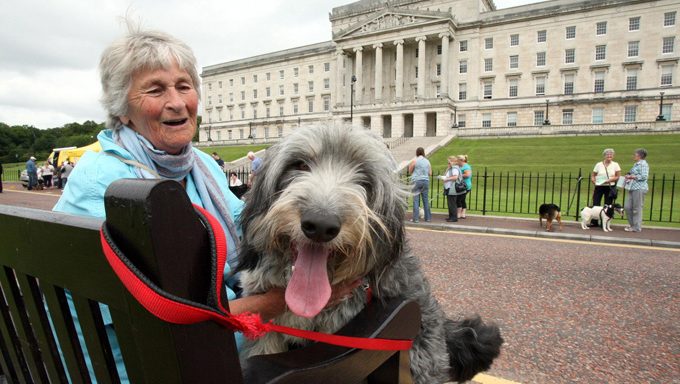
200,0,679,143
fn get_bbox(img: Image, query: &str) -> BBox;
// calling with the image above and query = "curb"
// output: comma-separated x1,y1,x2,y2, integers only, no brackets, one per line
405,222,680,250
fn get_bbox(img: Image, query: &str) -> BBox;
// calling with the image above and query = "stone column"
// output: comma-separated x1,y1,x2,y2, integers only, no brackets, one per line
439,33,450,97
394,39,404,100
354,47,363,104
373,43,383,103
416,36,427,99
392,112,404,138
335,49,345,106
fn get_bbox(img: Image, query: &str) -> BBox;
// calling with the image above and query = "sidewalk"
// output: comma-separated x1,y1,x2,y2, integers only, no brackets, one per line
405,211,680,249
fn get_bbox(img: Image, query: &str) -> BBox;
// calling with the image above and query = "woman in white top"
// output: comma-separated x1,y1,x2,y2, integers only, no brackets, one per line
41,161,54,188
591,148,621,207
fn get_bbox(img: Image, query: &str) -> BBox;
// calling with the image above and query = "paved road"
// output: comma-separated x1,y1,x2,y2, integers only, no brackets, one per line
2,185,678,383
409,228,679,384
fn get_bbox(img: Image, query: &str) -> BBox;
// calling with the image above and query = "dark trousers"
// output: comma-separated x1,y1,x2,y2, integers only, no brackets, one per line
446,190,458,220
592,185,616,207
43,175,52,188
457,190,468,209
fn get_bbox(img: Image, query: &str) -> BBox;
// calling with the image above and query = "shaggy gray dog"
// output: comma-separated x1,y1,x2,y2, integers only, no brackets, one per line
236,124,502,383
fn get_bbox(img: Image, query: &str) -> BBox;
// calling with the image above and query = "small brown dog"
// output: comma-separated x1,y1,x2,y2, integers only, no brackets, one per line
539,203,562,231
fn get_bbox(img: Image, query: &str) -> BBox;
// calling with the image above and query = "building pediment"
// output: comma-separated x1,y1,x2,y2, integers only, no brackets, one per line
334,9,453,40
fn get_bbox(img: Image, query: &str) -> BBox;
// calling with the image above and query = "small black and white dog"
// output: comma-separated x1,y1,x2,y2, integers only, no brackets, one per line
580,204,624,232
538,203,562,232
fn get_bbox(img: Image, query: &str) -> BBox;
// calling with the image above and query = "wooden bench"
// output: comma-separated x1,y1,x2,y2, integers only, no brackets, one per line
0,179,421,383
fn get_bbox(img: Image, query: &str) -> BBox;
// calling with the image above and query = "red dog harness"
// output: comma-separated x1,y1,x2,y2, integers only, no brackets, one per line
99,204,412,351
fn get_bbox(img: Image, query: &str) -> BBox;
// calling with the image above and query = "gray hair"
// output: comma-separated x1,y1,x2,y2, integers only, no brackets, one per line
99,22,201,130
634,148,647,159
602,148,615,157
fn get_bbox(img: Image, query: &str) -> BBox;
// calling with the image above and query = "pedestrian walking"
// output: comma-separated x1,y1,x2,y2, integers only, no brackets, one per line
408,147,432,222
623,148,649,232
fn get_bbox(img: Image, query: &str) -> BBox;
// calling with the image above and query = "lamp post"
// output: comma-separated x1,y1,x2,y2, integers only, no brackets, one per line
656,91,666,121
207,125,212,141
543,99,551,125
350,75,357,121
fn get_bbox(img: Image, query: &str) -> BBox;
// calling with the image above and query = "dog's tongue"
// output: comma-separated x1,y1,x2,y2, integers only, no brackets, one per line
285,244,331,318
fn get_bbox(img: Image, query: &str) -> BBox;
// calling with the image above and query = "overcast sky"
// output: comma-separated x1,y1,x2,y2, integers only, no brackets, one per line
0,0,536,129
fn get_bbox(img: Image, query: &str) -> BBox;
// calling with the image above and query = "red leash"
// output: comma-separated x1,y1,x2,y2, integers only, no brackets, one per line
99,205,413,351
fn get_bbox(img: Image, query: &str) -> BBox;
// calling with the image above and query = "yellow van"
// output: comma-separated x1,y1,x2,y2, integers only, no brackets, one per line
48,141,102,166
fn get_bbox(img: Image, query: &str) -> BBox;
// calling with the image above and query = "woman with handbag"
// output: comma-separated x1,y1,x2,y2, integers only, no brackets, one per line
591,148,621,205
456,155,472,219
441,156,464,222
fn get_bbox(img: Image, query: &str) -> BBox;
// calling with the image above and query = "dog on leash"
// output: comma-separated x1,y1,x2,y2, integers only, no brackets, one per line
580,204,624,232
538,203,562,231
236,124,503,383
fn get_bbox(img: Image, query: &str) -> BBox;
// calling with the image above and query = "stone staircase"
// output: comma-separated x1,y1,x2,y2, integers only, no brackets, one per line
388,135,456,171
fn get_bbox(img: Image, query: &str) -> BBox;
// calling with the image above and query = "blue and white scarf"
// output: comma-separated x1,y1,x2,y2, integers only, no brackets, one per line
113,126,241,268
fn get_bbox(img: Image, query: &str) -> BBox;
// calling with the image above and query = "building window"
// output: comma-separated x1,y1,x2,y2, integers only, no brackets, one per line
664,11,676,26
218,94,222,104
458,114,466,128
229,79,234,86
324,62,330,72
663,36,675,54
595,45,607,60
628,41,640,57
415,66,419,78
566,26,576,39
436,63,441,76
626,69,638,90
240,91,245,100
266,87,271,97
279,70,284,79
662,104,672,120
484,58,493,72
308,99,314,113
253,74,258,83
240,109,245,119
278,127,283,137
507,112,517,127
661,65,674,86
436,85,441,97
239,129,244,139
482,113,492,128
279,85,284,95
624,105,637,122
308,65,314,74
509,55,519,69
536,51,546,66
534,111,545,126
535,76,546,96
592,108,604,124
308,81,314,92
565,48,576,64
229,92,233,102
294,67,299,77
437,44,442,55
459,60,468,74
207,96,212,106
279,105,284,116
483,80,493,99
485,37,493,49
215,131,220,141
459,40,468,52
596,21,607,35
293,102,298,114
264,127,269,138
253,108,257,119
324,78,330,89
228,130,232,140
266,107,270,118
564,73,575,95
594,71,605,93
293,83,299,94
218,81,222,88
241,76,245,85
253,89,257,99
458,83,467,100
562,109,574,125
266,72,271,81
509,78,518,97
510,34,519,46
208,82,212,91
629,16,640,31
537,30,547,43
323,96,330,111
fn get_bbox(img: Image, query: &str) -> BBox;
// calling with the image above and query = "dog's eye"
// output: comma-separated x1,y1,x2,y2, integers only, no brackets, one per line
291,161,310,172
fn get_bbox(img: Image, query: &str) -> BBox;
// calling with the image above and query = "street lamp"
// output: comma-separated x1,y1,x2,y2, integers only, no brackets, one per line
543,99,551,125
656,91,666,121
350,75,357,121
207,125,213,141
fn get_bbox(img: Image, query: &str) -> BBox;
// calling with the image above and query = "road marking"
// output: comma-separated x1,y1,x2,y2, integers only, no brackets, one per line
408,226,680,253
471,373,523,384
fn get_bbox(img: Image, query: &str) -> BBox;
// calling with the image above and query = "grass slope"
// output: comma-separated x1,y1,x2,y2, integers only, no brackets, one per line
197,144,269,163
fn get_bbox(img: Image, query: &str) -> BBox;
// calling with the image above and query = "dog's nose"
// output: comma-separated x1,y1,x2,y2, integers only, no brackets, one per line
300,213,341,242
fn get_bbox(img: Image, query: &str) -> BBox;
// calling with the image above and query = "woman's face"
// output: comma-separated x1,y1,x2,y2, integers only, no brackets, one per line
121,61,198,154
448,158,455,166
604,151,614,161
633,152,641,161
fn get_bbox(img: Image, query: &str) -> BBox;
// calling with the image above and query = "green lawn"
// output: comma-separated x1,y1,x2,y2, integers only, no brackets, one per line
197,144,270,162
427,134,680,175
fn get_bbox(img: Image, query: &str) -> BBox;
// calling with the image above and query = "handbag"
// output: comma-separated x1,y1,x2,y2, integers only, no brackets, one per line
604,165,617,200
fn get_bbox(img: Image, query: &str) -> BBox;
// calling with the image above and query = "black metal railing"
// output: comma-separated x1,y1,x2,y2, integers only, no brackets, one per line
403,168,679,224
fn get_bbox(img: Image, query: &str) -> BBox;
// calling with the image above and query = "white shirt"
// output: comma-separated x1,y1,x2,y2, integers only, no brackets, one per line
593,161,621,186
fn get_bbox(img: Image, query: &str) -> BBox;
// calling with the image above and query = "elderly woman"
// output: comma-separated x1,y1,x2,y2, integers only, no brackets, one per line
623,148,649,232
591,148,621,206
455,154,472,219
440,156,462,222
54,25,354,382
